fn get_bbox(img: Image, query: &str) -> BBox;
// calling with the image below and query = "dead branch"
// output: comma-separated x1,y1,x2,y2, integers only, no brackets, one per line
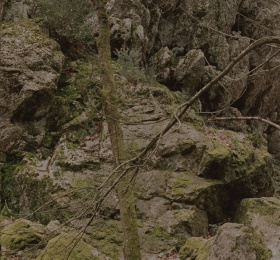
207,116,280,131
135,36,280,163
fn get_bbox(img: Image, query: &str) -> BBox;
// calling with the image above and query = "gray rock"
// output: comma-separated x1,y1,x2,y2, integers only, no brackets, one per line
235,197,280,260
0,19,64,152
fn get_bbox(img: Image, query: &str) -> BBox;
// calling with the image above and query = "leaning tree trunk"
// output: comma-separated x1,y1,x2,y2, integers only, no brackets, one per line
92,1,141,259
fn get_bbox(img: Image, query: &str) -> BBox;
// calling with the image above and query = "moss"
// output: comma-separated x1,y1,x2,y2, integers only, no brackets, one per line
88,220,122,259
50,58,101,131
172,173,194,196
151,225,172,240
179,237,208,260
236,198,280,223
206,140,231,158
37,232,106,260
1,219,44,251
246,227,273,260
15,157,62,224
199,139,231,179
248,134,264,149
1,161,20,212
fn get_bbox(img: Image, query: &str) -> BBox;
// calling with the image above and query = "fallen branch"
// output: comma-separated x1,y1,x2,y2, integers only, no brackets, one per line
207,116,280,131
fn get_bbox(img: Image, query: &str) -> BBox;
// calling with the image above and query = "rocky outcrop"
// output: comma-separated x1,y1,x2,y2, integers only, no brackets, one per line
1,1,280,260
5,57,275,258
0,19,64,153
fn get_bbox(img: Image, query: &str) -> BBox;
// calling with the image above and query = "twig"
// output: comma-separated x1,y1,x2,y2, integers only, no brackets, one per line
207,116,280,131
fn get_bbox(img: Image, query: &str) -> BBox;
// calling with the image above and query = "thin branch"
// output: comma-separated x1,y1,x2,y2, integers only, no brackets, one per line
135,36,280,162
208,116,280,131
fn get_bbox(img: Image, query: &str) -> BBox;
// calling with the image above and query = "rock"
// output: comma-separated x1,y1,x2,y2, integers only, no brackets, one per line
153,46,172,83
3,0,34,21
46,220,61,234
233,0,280,119
180,223,271,260
0,19,64,153
179,237,208,260
137,197,170,220
157,207,208,238
235,197,280,260
37,232,107,260
207,223,271,260
1,219,44,251
173,49,205,94
268,129,280,159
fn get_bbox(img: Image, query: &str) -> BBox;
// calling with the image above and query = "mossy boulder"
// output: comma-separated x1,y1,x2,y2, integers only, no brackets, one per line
1,219,44,251
37,232,106,260
180,223,271,260
157,207,208,237
235,197,280,259
179,237,209,260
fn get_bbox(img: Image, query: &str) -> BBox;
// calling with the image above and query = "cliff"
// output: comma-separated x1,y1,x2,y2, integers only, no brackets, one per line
1,0,280,259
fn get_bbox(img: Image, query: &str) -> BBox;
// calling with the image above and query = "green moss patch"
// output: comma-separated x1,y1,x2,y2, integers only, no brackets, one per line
179,237,209,260
1,219,44,251
37,232,106,260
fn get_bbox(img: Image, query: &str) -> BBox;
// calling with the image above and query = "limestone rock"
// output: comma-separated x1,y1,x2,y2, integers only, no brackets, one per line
180,223,271,260
3,0,34,21
157,207,208,238
0,19,64,153
174,49,205,94
37,232,107,260
235,197,280,260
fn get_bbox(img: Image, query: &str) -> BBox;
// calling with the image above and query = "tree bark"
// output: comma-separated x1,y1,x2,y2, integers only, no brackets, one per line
0,1,5,258
92,1,141,259
0,0,5,26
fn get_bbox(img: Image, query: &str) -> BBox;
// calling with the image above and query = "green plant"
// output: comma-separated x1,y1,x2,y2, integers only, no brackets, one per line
1,161,20,212
116,48,156,84
248,134,263,148
36,0,94,42
208,224,219,236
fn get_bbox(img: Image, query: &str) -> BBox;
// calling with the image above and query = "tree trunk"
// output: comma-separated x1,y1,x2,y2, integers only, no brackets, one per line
0,0,4,26
93,1,141,259
0,1,5,258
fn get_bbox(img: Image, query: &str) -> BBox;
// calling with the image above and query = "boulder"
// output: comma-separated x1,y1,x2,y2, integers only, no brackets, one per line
0,19,64,153
37,232,107,260
1,219,44,251
3,0,34,21
235,197,280,260
179,223,271,260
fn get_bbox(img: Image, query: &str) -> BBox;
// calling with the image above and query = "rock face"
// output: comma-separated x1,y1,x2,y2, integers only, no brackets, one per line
0,19,64,153
1,1,280,260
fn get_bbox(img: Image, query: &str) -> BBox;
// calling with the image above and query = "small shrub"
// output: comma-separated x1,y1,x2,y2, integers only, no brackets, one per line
116,47,156,84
